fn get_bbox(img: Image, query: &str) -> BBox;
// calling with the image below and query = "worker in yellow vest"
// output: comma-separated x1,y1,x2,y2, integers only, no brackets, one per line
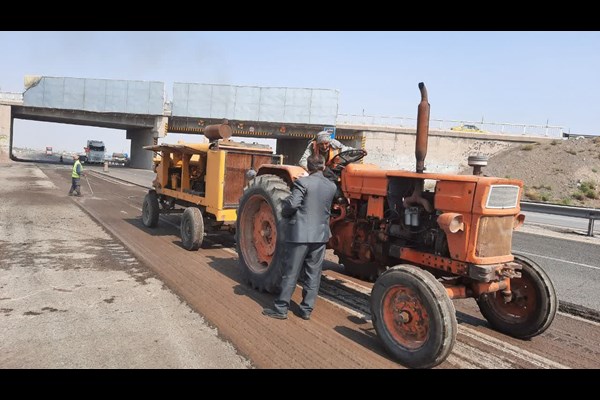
68,154,85,196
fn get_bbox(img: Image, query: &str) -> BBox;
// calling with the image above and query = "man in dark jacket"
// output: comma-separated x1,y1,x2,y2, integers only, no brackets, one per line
262,154,337,320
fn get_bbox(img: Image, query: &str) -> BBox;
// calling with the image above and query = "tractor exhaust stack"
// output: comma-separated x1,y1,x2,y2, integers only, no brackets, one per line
403,82,433,212
415,82,430,174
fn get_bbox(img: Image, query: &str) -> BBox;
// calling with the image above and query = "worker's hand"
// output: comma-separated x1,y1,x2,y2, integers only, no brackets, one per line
323,166,337,181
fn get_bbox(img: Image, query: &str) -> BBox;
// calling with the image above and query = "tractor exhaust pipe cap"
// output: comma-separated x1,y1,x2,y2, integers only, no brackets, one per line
468,154,488,176
204,120,233,141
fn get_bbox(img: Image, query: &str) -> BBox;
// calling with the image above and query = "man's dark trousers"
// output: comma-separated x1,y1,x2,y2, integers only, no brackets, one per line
69,177,81,195
273,242,326,316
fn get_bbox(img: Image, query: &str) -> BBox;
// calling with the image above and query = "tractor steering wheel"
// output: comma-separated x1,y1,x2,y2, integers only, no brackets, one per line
328,149,368,170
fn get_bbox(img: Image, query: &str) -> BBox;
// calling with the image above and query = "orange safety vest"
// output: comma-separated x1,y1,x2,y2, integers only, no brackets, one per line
312,141,340,166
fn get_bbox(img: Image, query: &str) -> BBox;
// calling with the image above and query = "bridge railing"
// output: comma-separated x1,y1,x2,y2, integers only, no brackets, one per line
0,92,24,105
337,113,565,138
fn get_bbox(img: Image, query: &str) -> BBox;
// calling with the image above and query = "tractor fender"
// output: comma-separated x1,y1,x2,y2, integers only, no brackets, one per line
256,164,308,188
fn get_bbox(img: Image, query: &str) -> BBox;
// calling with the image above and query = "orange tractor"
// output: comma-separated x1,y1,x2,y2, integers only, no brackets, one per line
236,83,557,368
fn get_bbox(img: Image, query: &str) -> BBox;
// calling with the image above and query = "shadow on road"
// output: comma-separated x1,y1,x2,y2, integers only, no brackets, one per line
123,215,239,253
333,324,398,363
455,310,488,328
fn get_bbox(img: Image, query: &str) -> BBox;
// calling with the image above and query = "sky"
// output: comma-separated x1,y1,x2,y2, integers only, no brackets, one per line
2,31,600,153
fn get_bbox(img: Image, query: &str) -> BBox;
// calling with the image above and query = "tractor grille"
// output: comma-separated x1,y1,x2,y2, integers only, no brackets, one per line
486,185,520,209
475,216,514,258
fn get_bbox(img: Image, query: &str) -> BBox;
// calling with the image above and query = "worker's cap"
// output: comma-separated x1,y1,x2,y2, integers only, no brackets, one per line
72,154,79,159
316,131,332,144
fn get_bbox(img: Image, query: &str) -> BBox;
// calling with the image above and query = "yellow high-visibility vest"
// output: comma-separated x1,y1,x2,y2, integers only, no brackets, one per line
72,160,82,178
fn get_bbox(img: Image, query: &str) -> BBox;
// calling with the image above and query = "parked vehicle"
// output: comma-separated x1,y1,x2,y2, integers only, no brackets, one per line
450,124,485,133
111,152,129,166
85,140,106,164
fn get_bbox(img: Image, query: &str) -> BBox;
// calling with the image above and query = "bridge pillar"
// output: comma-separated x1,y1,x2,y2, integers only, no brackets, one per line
0,105,12,163
126,116,167,170
127,128,154,169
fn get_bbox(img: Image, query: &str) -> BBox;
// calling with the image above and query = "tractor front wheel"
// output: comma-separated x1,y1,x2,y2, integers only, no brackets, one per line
371,265,457,369
477,254,557,338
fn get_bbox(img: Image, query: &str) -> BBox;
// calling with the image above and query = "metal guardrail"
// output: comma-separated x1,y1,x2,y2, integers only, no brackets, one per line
520,201,600,237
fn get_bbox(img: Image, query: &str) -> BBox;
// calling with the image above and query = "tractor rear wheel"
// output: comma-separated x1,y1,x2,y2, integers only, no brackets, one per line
371,265,457,369
142,190,159,228
477,254,557,338
181,207,204,251
236,174,291,293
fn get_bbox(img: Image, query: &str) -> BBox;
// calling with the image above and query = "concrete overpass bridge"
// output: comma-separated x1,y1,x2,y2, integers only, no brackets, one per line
0,76,350,168
0,76,549,172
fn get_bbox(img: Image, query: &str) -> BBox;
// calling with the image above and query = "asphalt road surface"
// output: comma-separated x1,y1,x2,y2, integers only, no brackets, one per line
513,231,600,311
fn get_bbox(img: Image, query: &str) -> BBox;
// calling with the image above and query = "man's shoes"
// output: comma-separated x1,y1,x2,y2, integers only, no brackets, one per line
262,308,287,320
299,313,311,320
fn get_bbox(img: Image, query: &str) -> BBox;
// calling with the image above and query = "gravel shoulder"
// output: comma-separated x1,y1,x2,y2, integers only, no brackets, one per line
0,163,251,368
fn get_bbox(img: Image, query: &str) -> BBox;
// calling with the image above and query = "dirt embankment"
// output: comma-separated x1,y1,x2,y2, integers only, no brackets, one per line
480,137,600,208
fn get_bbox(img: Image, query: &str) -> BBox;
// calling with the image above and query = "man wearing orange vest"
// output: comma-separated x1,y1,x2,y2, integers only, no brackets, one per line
298,131,357,173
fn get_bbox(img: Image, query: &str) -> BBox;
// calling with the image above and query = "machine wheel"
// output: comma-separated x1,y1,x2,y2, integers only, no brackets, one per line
338,255,384,282
181,207,204,251
476,254,557,339
236,174,291,293
370,265,457,369
142,190,160,228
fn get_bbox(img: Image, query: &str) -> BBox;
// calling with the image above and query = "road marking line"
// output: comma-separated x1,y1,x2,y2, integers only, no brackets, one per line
458,326,569,369
451,341,515,369
222,248,237,256
321,273,371,295
445,353,480,369
558,311,600,326
515,250,600,271
88,171,135,186
318,295,366,319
